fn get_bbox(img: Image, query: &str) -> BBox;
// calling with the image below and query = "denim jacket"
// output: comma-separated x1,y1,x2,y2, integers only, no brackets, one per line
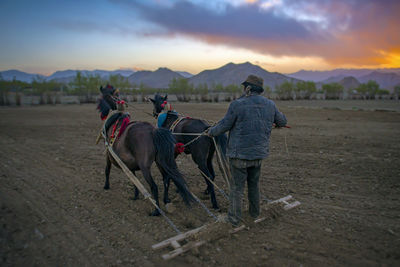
208,94,287,160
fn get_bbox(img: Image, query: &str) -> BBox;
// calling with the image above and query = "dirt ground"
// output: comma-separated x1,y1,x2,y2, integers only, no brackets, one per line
1,100,399,266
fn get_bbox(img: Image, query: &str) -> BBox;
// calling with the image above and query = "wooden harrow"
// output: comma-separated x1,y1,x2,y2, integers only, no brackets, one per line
152,193,301,260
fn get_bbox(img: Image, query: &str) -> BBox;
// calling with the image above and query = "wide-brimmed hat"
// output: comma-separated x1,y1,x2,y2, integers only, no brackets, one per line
242,75,264,91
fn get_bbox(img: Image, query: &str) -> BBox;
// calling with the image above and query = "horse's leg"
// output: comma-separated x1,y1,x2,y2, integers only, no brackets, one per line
104,156,112,190
191,146,219,209
156,162,171,204
205,149,216,195
207,151,216,183
132,171,140,200
141,167,161,216
197,163,219,209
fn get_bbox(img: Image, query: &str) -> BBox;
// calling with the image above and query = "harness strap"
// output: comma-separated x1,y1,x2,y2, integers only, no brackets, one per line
96,110,119,144
96,110,130,146
169,116,186,133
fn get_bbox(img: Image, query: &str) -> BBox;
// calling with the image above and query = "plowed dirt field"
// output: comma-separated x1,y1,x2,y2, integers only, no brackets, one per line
1,101,399,266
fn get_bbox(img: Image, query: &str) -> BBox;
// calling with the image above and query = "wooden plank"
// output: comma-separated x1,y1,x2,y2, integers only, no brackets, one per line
271,195,292,204
170,240,181,249
162,240,206,260
229,225,246,234
254,217,267,224
152,224,208,250
283,201,301,210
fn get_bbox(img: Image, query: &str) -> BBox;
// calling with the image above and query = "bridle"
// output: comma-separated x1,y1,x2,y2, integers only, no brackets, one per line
152,100,166,118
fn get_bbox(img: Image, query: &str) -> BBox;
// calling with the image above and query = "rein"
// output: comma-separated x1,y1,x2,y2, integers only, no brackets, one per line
169,116,186,132
172,131,208,148
165,113,210,148
129,104,154,118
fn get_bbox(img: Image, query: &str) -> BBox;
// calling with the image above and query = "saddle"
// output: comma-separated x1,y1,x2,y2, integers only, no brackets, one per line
96,111,131,145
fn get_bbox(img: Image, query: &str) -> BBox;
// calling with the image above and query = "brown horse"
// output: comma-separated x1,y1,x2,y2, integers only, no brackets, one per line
97,85,194,216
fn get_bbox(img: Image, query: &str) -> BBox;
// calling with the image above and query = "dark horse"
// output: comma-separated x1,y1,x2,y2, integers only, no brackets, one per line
97,85,193,215
149,93,227,209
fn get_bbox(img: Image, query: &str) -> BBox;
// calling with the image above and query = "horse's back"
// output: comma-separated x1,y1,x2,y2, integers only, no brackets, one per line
115,121,156,169
180,118,208,133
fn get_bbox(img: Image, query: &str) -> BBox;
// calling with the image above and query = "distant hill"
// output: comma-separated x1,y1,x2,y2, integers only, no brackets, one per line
321,75,347,84
321,75,360,89
0,69,135,83
288,68,400,82
46,70,79,81
46,69,134,81
339,76,361,91
50,76,75,84
0,70,45,82
176,71,193,78
189,62,299,89
358,71,400,92
127,67,184,89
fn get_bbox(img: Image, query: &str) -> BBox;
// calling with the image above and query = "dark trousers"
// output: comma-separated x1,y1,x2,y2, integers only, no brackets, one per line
228,158,262,225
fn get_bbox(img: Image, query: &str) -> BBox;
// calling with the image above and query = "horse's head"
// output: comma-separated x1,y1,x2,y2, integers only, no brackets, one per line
97,84,121,120
149,93,168,118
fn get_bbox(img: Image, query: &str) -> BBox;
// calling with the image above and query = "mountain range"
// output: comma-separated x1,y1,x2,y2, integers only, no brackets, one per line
1,64,400,92
313,71,400,92
188,62,300,88
316,76,361,91
128,67,183,89
0,69,135,83
288,68,400,82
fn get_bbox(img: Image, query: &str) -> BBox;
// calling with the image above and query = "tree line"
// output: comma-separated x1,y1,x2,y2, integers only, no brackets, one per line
274,80,397,100
0,72,399,105
168,78,399,100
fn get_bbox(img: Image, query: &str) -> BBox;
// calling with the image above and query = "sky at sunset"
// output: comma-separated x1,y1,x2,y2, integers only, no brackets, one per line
1,0,399,75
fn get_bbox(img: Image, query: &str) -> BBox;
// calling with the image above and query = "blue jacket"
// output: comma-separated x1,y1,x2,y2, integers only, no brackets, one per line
209,94,287,160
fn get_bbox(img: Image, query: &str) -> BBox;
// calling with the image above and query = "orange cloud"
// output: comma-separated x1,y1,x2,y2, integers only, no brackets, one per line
122,0,400,69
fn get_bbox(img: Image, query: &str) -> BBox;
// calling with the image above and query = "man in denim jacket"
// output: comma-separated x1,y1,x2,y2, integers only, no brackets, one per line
208,75,287,226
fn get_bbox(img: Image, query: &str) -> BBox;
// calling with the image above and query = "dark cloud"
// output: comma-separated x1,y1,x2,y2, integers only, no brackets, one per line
139,1,313,40
113,0,400,66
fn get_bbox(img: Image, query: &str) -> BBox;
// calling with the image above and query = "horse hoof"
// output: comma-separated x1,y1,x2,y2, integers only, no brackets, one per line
150,210,161,216
165,203,176,213
103,185,110,190
212,205,220,210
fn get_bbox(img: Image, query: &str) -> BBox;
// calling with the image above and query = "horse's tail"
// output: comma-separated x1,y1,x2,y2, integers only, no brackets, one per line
153,128,195,205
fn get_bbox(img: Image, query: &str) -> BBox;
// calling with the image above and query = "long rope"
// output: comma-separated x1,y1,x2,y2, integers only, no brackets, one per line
191,192,218,221
175,111,216,126
198,169,229,200
172,132,206,147
212,137,231,191
284,132,289,157
128,105,154,117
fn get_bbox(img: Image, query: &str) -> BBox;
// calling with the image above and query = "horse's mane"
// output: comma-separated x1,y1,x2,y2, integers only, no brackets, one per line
97,84,118,120
97,98,112,120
